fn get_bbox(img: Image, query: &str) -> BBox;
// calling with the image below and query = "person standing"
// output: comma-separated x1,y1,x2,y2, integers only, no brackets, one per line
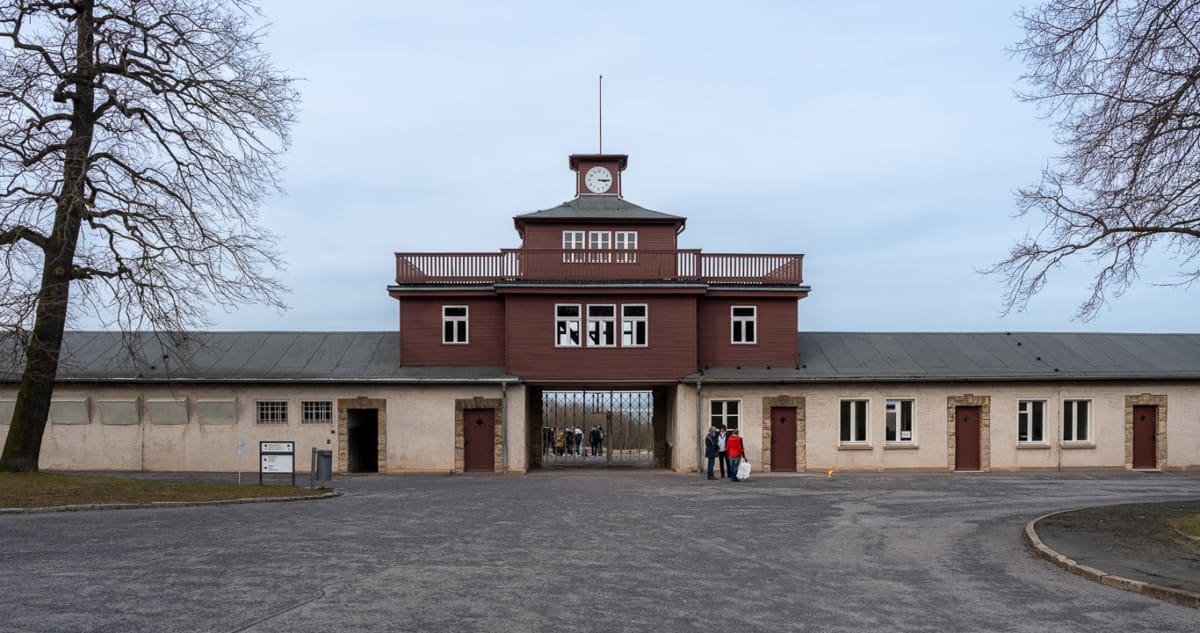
574,426,584,456
717,425,730,478
704,426,719,480
553,426,566,456
727,428,745,482
589,425,602,457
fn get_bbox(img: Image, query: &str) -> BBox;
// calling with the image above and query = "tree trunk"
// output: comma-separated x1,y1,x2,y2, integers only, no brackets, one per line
0,2,95,473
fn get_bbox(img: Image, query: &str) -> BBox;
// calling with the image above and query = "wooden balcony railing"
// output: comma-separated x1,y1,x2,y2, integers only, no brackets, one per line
394,249,804,285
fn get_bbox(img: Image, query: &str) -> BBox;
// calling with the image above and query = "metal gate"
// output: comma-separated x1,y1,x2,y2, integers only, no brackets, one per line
540,390,655,467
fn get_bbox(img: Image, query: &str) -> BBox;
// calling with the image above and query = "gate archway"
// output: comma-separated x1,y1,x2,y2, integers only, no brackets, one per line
535,390,662,468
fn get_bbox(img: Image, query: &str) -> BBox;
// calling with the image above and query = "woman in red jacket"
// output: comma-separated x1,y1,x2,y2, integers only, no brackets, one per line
726,429,745,482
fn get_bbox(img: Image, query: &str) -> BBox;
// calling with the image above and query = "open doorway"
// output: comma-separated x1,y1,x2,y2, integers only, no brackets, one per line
533,389,666,469
346,408,379,473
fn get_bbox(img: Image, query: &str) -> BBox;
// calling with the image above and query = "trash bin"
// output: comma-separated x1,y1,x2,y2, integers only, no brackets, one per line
310,448,333,488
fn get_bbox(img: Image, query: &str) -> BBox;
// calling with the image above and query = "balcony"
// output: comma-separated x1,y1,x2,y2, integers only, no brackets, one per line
394,249,804,285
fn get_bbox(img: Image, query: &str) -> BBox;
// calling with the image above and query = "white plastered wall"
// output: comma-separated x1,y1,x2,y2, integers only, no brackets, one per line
0,382,522,473
676,381,1200,472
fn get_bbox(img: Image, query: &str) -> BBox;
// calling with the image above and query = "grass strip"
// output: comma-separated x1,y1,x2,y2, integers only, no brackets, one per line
0,472,324,509
1170,513,1200,539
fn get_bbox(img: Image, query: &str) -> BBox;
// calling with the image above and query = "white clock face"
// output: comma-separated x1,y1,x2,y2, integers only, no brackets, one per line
584,166,613,193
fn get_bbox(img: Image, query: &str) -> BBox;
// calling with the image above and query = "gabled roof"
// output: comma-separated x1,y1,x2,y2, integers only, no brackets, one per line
0,331,515,383
3,331,1199,385
687,332,1200,383
514,196,685,222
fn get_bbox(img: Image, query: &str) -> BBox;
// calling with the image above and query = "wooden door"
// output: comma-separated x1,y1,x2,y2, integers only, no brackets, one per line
954,406,981,471
1132,405,1157,470
463,408,495,472
770,407,796,472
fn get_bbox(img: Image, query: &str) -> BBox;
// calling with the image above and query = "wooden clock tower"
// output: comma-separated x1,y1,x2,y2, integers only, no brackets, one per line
570,154,628,197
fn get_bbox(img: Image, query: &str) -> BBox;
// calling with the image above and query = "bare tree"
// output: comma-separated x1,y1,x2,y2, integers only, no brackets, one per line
0,0,297,471
994,0,1200,319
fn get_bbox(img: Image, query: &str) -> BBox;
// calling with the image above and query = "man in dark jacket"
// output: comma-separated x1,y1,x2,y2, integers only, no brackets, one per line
704,427,720,480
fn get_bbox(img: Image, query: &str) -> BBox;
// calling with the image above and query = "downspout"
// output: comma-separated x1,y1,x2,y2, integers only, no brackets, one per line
695,379,703,476
502,381,509,475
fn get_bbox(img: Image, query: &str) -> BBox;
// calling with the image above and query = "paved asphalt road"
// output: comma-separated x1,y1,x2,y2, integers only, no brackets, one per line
2,471,1199,633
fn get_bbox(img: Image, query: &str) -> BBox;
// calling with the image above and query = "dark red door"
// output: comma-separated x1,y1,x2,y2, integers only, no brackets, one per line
770,407,796,472
463,409,495,472
955,406,981,471
1132,405,1157,470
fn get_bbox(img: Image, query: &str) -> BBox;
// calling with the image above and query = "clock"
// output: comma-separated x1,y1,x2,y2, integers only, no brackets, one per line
584,166,613,194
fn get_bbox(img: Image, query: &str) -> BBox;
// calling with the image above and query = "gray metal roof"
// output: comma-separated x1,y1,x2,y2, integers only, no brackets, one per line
0,332,516,384
514,196,685,221
3,331,1198,385
687,332,1200,383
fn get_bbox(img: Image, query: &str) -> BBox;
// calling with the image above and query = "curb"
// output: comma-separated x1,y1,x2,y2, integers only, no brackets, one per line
1024,509,1200,609
0,489,340,515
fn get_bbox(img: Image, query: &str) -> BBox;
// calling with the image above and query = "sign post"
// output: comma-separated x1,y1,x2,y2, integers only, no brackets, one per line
236,439,245,485
259,441,295,487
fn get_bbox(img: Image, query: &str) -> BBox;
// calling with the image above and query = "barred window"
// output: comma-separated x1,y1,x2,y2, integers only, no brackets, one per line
256,400,288,425
301,401,333,424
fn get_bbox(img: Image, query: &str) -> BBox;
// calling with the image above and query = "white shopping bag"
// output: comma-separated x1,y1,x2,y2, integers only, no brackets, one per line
737,459,751,480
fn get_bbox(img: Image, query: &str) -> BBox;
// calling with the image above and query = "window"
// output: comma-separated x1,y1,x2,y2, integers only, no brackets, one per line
302,401,333,424
710,400,740,430
731,306,757,344
885,399,914,442
840,399,868,443
1063,399,1090,442
588,231,611,250
587,304,616,347
442,305,468,344
1018,400,1045,443
615,231,638,263
622,304,648,346
588,231,611,262
555,304,581,347
256,400,288,425
562,230,585,262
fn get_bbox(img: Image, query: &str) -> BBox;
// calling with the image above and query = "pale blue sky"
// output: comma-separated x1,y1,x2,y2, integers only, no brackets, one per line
213,0,1199,333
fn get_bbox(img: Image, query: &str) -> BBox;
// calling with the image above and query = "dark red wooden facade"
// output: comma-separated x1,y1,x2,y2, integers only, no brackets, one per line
389,153,809,385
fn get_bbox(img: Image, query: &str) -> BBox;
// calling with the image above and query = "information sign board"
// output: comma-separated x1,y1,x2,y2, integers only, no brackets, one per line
259,440,295,486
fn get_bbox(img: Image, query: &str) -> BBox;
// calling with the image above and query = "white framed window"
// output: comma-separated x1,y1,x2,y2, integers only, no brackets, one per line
731,306,757,344
710,399,740,430
302,401,333,424
588,231,612,263
622,304,648,347
588,230,611,250
1018,400,1045,443
562,230,585,262
442,305,468,344
885,399,914,443
587,304,616,347
555,304,581,347
840,399,868,443
615,231,638,263
256,400,289,425
1062,399,1090,442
